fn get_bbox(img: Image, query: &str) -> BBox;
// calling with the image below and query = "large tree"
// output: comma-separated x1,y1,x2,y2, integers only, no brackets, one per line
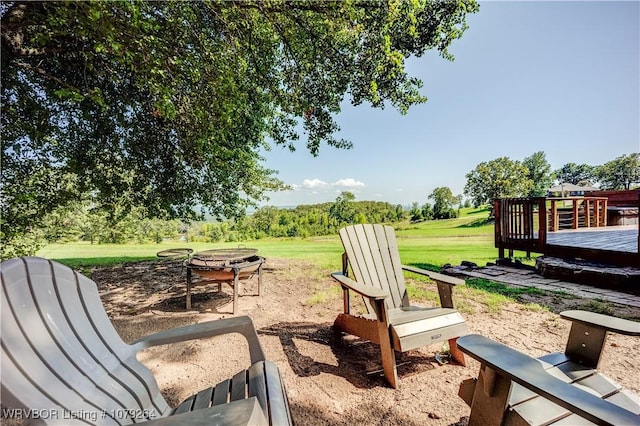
428,186,460,219
1,0,478,257
594,153,640,190
553,163,595,185
329,191,356,225
523,151,554,197
464,157,533,207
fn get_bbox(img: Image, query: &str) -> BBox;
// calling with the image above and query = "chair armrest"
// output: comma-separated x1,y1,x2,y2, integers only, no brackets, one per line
402,265,465,286
331,272,388,300
138,397,268,425
130,316,266,364
458,334,638,426
402,264,464,309
561,310,640,336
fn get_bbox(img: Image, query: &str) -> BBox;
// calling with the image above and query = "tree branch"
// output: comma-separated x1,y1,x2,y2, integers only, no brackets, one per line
15,61,85,94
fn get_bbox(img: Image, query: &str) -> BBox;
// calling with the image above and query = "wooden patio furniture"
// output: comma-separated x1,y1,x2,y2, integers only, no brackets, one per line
331,224,469,388
1,257,292,425
458,310,640,426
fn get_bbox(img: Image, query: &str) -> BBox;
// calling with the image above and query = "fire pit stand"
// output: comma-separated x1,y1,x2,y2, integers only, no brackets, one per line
184,248,265,314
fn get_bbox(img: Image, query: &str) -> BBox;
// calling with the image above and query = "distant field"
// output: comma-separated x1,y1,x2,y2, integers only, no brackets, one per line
37,207,533,269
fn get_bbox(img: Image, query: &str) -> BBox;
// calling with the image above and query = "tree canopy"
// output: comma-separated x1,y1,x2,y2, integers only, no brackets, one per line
464,152,639,214
594,153,640,190
464,157,532,207
428,186,460,219
523,151,554,197
553,163,595,186
1,0,479,257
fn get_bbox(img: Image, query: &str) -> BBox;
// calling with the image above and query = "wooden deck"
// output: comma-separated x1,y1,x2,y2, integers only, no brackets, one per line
546,225,638,253
494,197,640,268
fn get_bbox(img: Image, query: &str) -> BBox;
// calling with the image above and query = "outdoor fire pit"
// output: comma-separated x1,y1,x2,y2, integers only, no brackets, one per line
184,248,265,313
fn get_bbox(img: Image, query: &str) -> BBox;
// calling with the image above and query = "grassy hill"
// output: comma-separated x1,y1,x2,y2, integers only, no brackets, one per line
37,207,522,269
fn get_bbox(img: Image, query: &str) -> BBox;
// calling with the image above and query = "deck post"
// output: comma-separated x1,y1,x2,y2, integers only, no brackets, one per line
537,197,547,252
494,199,503,258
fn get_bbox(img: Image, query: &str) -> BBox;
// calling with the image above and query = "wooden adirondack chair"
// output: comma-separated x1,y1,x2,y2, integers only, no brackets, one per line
458,310,640,426
1,257,292,425
331,224,469,388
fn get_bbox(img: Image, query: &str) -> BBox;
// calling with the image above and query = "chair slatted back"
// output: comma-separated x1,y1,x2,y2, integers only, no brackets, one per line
339,224,409,312
1,257,170,424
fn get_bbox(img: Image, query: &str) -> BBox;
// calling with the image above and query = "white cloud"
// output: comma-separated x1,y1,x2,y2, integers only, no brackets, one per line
302,178,329,189
299,177,366,192
333,178,365,188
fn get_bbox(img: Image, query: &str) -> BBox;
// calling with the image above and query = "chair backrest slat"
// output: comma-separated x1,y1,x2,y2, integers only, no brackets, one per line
339,224,408,310
379,225,408,307
73,266,169,416
1,257,171,424
1,292,100,425
54,259,168,416
51,263,148,412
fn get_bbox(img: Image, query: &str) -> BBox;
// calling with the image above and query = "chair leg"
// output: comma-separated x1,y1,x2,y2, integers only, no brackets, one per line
377,322,398,389
233,272,239,315
380,342,398,389
449,337,466,366
186,268,192,310
468,365,511,426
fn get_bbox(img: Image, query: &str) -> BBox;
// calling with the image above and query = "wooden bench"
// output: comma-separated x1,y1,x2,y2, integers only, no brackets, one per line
458,310,640,426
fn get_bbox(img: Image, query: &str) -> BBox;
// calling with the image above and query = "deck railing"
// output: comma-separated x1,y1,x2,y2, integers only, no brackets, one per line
547,197,608,231
494,197,546,258
494,196,640,267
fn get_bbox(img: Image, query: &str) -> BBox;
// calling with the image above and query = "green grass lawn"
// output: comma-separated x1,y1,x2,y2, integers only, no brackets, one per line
36,238,344,269
35,209,633,321
37,207,533,269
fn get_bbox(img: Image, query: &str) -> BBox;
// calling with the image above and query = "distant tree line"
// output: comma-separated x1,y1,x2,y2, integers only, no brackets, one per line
13,192,405,252
408,186,467,223
21,188,471,250
38,201,184,246
463,152,639,208
197,192,405,241
4,152,637,257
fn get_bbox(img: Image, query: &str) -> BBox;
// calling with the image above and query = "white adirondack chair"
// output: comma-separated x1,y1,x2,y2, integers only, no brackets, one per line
331,224,469,388
458,311,640,426
1,257,292,425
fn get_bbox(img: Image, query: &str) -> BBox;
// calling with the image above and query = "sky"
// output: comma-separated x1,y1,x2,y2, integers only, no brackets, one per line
259,1,640,208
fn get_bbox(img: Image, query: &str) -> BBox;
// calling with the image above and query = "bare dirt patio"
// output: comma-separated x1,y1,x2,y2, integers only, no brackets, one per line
92,257,640,425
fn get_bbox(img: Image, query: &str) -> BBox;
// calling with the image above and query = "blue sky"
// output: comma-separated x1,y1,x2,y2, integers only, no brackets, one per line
260,1,640,208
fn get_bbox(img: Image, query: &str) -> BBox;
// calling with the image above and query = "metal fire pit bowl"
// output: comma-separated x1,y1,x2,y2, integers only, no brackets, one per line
185,248,265,313
156,248,193,258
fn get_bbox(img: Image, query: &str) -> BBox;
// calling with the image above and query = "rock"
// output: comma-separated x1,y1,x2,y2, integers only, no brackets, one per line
536,256,640,289
496,258,513,266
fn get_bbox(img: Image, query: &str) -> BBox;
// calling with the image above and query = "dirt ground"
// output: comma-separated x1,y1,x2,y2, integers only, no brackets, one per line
92,257,640,426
